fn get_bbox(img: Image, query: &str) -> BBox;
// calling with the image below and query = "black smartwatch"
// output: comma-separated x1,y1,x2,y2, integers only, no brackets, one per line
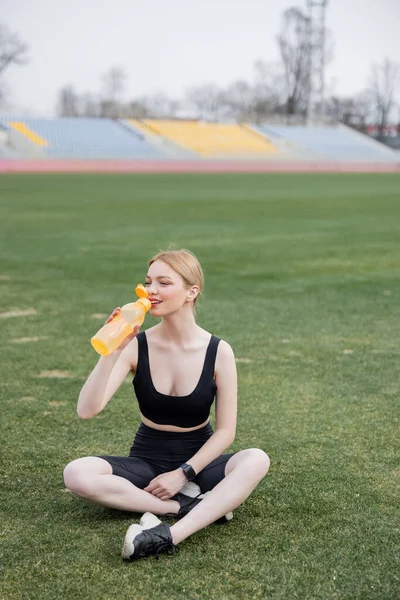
180,462,196,481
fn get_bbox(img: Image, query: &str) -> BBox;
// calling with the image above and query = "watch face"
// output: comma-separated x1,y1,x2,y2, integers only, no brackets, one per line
182,464,195,480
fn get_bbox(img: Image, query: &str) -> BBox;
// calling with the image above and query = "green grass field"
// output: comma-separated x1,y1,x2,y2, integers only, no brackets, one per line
1,173,399,600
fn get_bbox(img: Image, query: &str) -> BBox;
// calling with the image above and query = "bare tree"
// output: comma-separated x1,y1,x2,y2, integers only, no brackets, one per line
57,85,79,117
78,92,101,118
218,80,256,121
136,93,181,118
368,58,400,137
0,24,28,76
352,91,374,129
325,96,355,124
125,99,152,119
252,60,287,120
276,7,334,118
0,23,29,104
100,66,127,118
323,90,373,129
276,7,311,116
185,84,225,121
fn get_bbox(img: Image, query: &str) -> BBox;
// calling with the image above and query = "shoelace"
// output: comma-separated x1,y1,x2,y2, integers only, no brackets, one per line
154,535,179,560
180,492,203,513
164,492,203,519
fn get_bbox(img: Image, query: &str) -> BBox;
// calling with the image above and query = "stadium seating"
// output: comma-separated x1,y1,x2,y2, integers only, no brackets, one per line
124,119,197,158
0,117,396,162
8,121,49,146
129,120,277,157
253,124,396,161
0,118,165,159
0,146,14,158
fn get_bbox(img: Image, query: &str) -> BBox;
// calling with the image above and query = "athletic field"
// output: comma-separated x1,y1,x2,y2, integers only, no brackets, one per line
1,173,399,600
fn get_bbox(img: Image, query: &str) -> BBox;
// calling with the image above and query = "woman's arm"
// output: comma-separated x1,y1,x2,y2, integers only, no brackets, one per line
77,330,139,419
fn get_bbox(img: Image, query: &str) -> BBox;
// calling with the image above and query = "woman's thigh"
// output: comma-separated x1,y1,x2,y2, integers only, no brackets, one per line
194,453,236,493
98,455,159,489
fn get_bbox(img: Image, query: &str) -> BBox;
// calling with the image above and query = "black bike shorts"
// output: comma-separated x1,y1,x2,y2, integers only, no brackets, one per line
98,422,235,493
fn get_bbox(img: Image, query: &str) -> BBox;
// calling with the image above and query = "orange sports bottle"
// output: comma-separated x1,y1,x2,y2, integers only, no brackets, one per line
91,284,151,356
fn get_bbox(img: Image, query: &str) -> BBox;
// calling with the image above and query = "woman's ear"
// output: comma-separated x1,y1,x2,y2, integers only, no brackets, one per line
187,285,200,302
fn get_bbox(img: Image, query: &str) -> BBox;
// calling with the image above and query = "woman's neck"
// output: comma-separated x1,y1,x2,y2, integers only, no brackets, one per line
157,308,200,347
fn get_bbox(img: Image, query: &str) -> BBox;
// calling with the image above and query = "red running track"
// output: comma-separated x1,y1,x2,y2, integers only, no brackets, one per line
0,159,399,173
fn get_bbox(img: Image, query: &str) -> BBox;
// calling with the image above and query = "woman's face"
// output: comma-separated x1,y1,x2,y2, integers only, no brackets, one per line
145,260,198,316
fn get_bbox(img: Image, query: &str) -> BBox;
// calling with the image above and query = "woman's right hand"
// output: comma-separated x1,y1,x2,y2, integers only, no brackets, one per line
105,308,140,352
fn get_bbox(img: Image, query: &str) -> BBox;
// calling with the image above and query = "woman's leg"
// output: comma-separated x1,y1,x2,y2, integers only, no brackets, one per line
169,448,270,545
63,457,180,515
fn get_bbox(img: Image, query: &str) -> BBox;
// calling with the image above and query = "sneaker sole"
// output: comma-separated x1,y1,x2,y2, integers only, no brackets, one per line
122,523,143,560
218,511,233,522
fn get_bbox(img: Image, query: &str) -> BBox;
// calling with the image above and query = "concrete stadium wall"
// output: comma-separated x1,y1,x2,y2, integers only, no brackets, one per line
0,159,399,174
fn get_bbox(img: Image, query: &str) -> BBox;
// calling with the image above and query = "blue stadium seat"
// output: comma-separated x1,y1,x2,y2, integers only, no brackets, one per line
0,118,166,159
253,125,396,161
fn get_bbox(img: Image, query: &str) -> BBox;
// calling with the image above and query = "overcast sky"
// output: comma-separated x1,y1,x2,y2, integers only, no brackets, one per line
2,0,400,116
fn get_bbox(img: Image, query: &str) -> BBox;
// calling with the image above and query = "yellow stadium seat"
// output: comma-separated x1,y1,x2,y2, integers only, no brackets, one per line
8,121,49,147
128,120,277,157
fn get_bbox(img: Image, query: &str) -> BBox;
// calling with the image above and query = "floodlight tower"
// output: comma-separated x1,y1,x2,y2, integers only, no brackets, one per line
306,0,329,124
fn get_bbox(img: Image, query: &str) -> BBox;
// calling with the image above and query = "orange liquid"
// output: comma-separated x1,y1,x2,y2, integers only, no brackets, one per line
91,303,146,355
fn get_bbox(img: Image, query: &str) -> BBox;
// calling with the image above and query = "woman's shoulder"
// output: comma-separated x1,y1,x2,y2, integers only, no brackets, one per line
198,327,233,354
197,328,232,354
209,332,235,362
216,338,235,357
141,325,160,338
214,337,236,380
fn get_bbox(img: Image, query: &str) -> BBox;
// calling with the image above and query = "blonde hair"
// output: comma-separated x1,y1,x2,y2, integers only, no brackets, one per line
148,248,204,311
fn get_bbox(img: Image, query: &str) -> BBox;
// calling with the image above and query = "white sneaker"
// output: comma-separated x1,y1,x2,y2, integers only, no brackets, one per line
176,481,233,522
179,481,202,498
122,513,163,559
121,523,143,560
140,512,162,529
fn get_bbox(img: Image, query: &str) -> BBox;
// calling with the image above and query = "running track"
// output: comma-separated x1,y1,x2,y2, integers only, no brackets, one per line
0,159,399,173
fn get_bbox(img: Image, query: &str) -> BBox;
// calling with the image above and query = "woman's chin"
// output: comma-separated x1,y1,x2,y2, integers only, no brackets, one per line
150,304,163,315
149,302,185,317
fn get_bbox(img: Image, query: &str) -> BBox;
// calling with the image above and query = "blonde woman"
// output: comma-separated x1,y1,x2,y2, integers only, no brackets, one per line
64,249,270,561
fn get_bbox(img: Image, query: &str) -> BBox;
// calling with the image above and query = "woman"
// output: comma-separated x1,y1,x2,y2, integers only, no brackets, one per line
64,249,270,561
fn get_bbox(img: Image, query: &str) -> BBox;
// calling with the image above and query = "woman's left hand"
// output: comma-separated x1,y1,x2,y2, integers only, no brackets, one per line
144,469,187,501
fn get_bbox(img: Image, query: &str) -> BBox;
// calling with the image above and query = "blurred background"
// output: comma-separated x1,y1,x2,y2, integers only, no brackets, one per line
0,0,399,162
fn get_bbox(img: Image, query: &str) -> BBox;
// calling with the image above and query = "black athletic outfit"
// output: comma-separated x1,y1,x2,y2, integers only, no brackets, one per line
99,332,235,492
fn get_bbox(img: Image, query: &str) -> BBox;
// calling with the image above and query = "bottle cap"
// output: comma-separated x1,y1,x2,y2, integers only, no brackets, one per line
135,284,148,299
135,284,151,312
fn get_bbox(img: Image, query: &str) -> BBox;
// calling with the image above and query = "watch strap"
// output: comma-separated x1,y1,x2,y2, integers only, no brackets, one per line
180,462,196,481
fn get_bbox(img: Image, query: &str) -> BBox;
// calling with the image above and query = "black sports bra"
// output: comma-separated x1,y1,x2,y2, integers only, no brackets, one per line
132,331,221,428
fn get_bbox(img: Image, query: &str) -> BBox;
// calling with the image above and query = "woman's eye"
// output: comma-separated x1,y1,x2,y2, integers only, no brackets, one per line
145,282,169,286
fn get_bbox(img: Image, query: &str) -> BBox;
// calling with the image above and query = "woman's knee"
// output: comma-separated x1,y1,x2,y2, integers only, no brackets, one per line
63,459,89,495
255,448,270,475
63,457,111,496
230,448,270,479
